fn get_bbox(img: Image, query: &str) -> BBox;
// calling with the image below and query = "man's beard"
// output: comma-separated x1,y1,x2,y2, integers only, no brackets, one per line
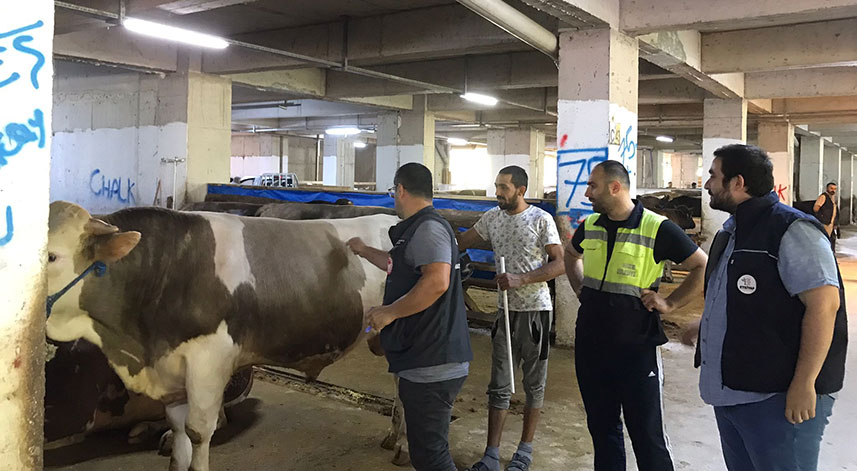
709,189,737,213
498,196,518,211
590,199,607,214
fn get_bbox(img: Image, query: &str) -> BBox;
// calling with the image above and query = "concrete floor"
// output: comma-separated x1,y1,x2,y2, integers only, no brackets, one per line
46,234,857,471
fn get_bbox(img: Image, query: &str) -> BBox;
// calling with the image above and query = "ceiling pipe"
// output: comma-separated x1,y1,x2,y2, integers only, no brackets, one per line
456,0,558,60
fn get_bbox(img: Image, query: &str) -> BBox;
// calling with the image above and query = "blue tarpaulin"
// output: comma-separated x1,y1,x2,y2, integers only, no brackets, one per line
207,184,556,216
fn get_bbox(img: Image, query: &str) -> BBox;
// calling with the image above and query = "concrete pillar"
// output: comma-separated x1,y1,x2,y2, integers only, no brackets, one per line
653,150,667,188
555,28,638,347
840,154,853,226
702,98,747,251
823,144,841,209
376,96,436,191
798,135,824,201
0,2,52,467
487,128,546,198
758,121,794,204
185,72,231,203
322,135,355,187
287,136,319,183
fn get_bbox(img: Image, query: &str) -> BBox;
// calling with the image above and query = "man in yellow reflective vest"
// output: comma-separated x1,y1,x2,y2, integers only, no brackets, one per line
565,160,708,471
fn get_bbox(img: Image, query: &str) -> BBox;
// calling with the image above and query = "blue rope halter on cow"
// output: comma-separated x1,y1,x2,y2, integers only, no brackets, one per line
46,261,107,318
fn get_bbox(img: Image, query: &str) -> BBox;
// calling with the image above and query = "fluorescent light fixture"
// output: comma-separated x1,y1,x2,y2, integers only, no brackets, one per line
325,127,361,136
447,137,469,146
656,135,675,143
353,141,367,149
461,92,498,106
123,18,229,49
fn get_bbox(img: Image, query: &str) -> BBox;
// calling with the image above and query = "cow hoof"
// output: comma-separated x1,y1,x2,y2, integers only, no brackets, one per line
159,430,174,456
391,444,411,467
380,431,397,450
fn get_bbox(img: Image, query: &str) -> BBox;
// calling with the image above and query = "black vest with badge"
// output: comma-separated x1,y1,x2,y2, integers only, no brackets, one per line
380,206,473,373
696,192,848,394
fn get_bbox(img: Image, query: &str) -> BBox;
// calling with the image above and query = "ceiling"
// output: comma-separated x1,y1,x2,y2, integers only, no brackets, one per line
52,0,857,153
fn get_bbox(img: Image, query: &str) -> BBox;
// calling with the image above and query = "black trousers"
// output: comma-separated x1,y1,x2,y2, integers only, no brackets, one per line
398,375,466,471
575,341,674,471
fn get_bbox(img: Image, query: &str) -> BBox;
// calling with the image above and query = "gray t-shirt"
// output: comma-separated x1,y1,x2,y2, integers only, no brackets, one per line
397,218,469,383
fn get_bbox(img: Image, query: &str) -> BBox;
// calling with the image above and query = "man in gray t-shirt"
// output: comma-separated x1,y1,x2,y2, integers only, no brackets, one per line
458,166,564,471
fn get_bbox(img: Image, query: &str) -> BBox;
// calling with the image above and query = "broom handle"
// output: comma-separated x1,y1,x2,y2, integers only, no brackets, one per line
499,257,515,394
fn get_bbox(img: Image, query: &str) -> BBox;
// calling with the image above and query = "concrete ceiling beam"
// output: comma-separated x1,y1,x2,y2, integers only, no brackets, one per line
702,18,857,74
746,67,857,99
637,30,744,99
620,0,857,35
638,77,707,104
201,4,532,74
54,26,178,72
325,52,558,98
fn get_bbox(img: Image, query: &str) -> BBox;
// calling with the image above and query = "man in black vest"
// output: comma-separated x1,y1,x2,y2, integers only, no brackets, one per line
692,144,847,470
813,181,839,251
347,162,472,471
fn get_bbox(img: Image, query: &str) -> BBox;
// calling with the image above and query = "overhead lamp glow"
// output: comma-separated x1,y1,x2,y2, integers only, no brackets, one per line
447,137,469,146
325,127,362,136
656,135,675,143
353,141,367,149
123,18,229,49
461,92,498,106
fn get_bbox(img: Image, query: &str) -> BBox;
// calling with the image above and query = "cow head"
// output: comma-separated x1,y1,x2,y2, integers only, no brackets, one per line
46,202,141,342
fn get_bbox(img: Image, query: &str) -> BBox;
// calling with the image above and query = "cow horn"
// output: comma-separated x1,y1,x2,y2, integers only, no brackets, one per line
85,218,119,235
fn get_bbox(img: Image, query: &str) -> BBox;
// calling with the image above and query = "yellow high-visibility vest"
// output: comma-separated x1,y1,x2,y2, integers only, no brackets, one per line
579,209,666,297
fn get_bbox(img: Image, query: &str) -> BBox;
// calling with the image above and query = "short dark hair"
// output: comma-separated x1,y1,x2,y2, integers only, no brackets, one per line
827,182,838,188
713,144,773,197
498,165,528,189
594,160,630,189
393,163,433,200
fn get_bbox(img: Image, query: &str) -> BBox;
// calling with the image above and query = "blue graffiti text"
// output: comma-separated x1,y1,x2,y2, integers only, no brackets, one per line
90,169,137,204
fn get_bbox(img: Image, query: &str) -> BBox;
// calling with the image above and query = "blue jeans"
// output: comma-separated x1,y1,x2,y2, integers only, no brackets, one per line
713,393,835,471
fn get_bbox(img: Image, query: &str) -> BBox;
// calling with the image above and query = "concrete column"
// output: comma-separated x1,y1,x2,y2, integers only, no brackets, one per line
487,128,546,198
185,72,231,203
0,2,52,467
840,154,853,226
376,97,436,191
823,144,841,209
798,135,824,201
758,121,794,204
702,98,747,251
653,150,667,188
555,28,638,347
287,136,319,183
322,135,355,187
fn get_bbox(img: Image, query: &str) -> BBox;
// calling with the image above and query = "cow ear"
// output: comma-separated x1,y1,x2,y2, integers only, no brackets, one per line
94,231,141,262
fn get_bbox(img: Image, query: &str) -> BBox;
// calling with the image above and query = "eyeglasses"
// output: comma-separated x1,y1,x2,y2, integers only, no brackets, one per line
387,186,396,198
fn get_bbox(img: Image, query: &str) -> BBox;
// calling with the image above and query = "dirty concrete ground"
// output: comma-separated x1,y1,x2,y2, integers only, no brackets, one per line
46,234,857,471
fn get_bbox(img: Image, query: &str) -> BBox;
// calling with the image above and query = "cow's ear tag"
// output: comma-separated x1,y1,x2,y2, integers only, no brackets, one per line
95,231,142,262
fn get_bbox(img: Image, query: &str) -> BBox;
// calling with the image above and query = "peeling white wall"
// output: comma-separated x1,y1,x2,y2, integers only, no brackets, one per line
0,2,52,468
51,71,190,212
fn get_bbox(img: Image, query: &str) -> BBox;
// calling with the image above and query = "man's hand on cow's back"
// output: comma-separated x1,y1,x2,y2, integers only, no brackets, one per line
346,237,367,257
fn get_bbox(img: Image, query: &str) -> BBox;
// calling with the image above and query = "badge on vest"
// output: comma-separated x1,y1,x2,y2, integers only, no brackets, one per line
386,256,394,275
737,274,757,295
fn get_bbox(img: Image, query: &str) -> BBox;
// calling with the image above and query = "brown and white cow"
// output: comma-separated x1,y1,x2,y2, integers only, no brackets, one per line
46,201,396,471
